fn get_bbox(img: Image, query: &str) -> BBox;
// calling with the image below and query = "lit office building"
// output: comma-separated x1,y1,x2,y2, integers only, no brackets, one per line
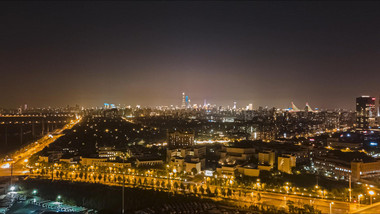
168,131,195,148
356,96,376,129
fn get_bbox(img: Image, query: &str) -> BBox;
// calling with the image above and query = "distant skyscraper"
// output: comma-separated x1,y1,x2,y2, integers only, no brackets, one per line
185,95,189,108
378,95,380,117
246,103,253,110
356,96,376,129
167,131,195,148
233,101,237,109
181,92,186,109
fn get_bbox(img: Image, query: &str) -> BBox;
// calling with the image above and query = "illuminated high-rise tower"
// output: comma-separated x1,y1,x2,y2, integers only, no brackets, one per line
356,96,376,129
185,95,189,108
181,92,186,109
378,95,380,117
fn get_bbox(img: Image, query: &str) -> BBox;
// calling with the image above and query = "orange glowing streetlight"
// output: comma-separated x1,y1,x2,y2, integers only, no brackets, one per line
369,190,375,205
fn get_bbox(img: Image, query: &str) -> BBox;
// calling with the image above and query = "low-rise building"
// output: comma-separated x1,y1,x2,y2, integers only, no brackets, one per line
80,157,108,166
98,161,132,169
351,159,380,181
167,146,206,171
238,163,260,177
168,131,195,148
38,156,49,162
258,150,275,169
219,146,255,165
185,161,201,174
98,146,123,161
278,154,296,174
216,165,236,177
136,157,163,167
312,150,380,181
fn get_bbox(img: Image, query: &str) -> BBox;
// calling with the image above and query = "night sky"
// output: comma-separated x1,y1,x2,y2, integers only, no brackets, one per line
1,1,380,109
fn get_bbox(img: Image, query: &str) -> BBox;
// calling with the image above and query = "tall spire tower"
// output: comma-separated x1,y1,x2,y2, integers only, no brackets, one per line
181,92,186,109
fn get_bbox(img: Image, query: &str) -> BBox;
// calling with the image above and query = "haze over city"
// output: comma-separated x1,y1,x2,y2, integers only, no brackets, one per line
2,2,380,214
2,2,380,109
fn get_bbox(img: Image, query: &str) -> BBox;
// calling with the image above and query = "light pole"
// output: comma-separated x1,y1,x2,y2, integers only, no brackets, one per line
358,194,363,206
10,163,13,187
122,154,125,214
349,175,352,202
369,190,375,205
329,202,334,214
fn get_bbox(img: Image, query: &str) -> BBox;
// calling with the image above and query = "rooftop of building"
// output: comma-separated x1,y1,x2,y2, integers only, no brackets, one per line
240,162,258,169
322,150,376,163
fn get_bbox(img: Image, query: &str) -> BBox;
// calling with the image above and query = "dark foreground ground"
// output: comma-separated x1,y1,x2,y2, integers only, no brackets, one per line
17,179,244,214
16,179,318,214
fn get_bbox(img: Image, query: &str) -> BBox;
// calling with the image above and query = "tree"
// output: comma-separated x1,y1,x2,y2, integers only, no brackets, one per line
199,186,205,195
180,183,185,191
221,188,226,197
143,178,147,186
191,168,198,175
206,187,212,196
227,188,232,197
214,188,219,196
173,182,179,191
138,178,142,185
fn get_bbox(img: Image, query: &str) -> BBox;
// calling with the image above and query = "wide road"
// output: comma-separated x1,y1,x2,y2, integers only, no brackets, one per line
351,201,380,214
0,118,81,177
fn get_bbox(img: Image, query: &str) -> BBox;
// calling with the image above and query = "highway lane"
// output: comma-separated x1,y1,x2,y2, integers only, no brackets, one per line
0,118,81,177
351,201,380,214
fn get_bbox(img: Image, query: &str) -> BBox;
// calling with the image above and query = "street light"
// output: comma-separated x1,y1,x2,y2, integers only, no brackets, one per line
369,190,375,205
57,195,62,202
32,189,37,195
329,202,334,214
358,194,363,206
9,186,16,192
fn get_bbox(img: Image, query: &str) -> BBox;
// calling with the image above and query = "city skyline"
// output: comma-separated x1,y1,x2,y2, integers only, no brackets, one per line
1,92,378,111
2,2,380,109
